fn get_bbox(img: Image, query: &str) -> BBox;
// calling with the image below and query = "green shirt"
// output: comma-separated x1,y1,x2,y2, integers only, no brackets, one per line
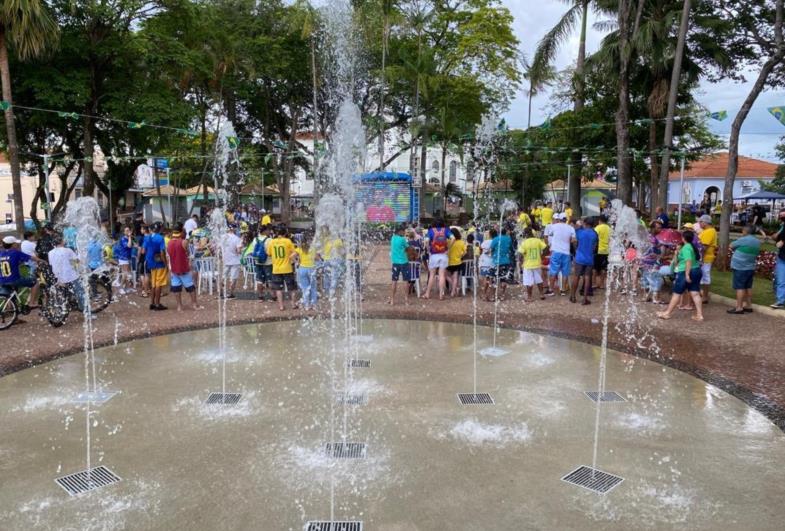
390,234,409,265
675,244,697,273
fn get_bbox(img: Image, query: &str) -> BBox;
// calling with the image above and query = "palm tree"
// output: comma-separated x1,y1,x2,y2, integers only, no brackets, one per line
0,0,59,232
531,0,599,216
520,54,556,129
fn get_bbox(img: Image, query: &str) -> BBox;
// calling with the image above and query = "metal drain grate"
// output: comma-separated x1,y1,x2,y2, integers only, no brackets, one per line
73,391,119,404
561,465,624,494
584,391,627,403
348,359,370,368
205,392,242,405
325,442,367,459
337,393,367,406
305,521,363,531
55,466,121,496
479,347,509,357
457,392,495,405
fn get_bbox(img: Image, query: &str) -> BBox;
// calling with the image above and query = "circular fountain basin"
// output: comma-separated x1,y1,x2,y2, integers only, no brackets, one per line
1,319,783,530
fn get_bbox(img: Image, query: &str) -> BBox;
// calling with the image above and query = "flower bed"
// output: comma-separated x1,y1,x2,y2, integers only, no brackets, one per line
724,249,777,279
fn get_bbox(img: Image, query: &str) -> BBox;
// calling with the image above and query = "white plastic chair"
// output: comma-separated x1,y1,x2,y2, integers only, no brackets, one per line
460,259,476,296
195,257,217,295
242,261,256,290
408,261,421,297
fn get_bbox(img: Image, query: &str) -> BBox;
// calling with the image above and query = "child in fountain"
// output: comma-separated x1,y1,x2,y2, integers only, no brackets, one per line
267,225,297,311
389,224,410,305
167,223,202,311
517,228,547,301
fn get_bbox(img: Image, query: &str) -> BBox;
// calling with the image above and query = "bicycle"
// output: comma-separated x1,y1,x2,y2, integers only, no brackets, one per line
0,284,36,330
38,266,113,328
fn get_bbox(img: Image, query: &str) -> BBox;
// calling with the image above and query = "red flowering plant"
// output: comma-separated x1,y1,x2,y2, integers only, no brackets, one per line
724,249,777,280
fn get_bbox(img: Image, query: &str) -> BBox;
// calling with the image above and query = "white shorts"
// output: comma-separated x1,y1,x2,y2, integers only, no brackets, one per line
521,268,543,287
224,264,241,280
118,259,130,266
700,263,712,285
428,253,448,270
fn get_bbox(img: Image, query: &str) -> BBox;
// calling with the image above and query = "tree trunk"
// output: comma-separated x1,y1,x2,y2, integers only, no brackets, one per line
419,131,428,218
719,53,785,266
311,36,321,204
615,1,634,205
379,11,389,171
570,0,589,217
656,0,691,213
648,121,660,217
441,145,447,215
0,29,25,233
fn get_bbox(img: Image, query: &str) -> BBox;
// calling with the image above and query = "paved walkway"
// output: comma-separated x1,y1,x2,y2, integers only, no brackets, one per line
2,245,784,431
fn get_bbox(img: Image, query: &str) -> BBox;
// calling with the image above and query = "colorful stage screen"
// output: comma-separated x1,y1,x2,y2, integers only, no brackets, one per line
354,181,411,223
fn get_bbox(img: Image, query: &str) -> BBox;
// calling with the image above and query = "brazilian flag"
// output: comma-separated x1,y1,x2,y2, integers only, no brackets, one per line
709,110,727,121
768,106,785,126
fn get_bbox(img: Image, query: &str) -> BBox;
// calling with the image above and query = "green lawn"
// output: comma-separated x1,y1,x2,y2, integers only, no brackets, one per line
709,269,775,306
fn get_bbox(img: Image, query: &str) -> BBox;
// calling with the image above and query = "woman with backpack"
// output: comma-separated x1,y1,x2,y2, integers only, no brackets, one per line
424,219,450,300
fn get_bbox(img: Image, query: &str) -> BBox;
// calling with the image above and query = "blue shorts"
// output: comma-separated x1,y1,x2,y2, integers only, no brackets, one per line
391,263,410,282
170,272,195,292
732,269,755,290
548,252,572,278
673,268,702,294
255,263,272,283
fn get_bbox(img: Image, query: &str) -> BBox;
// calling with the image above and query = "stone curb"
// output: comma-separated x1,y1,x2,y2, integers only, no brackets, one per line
709,292,785,319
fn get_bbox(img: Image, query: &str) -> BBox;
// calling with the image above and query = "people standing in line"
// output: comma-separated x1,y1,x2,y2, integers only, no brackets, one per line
294,231,319,311
267,225,297,311
388,224,411,305
727,225,761,314
571,217,598,305
167,223,202,311
657,230,704,322
144,222,168,311
221,224,243,299
424,219,449,300
544,213,576,296
697,214,717,304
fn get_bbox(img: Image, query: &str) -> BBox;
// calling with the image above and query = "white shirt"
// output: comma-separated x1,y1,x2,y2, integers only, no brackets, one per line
48,247,79,284
222,233,243,266
184,218,198,237
479,240,493,268
545,223,575,255
21,240,36,257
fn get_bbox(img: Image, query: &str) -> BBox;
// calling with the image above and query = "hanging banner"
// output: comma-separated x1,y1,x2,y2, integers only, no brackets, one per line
767,106,785,126
708,110,728,121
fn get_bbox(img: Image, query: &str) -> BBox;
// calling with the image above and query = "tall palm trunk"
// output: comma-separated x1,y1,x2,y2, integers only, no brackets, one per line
441,144,447,214
648,120,660,215
311,36,321,204
657,0,691,212
0,28,25,233
379,9,389,170
570,0,589,217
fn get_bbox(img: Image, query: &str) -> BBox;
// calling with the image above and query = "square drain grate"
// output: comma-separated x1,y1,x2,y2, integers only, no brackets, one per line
337,393,367,406
205,392,242,405
305,521,363,531
584,391,627,403
348,359,370,368
457,392,495,405
73,391,119,404
561,465,624,494
479,347,509,357
55,466,121,496
325,442,367,459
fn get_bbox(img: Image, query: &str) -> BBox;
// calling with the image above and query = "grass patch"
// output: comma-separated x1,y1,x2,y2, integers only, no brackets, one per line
709,269,775,306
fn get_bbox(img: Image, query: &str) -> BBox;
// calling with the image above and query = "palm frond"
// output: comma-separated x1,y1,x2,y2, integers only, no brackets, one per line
530,2,583,86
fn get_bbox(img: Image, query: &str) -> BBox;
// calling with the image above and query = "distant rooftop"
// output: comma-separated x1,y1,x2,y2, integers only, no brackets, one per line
668,152,778,180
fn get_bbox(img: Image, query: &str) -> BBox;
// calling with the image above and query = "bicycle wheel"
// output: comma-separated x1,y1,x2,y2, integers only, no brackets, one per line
0,295,19,330
41,286,69,328
89,277,112,314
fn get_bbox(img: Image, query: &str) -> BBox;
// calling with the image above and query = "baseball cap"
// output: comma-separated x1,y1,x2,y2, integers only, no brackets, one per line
698,214,712,224
2,235,21,244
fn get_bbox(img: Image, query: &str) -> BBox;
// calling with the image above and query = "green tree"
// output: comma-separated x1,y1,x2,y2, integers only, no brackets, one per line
0,0,58,232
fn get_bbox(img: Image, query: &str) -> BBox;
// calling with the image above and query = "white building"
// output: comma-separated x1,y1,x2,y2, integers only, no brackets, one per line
667,152,779,207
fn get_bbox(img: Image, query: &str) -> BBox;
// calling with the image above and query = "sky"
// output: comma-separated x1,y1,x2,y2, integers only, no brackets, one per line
500,0,785,162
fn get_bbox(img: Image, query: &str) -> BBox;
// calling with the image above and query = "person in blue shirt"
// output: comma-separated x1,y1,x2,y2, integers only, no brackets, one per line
488,227,513,301
0,235,41,306
113,226,134,293
571,218,598,305
143,223,168,310
87,239,104,271
388,224,410,305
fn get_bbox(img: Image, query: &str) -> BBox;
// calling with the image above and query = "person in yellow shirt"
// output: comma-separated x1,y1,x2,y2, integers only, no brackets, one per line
446,228,467,297
319,227,344,296
593,214,611,289
697,214,718,303
541,202,555,226
518,209,531,229
564,201,573,222
516,227,548,300
260,209,272,226
293,231,318,310
266,225,297,310
531,204,542,228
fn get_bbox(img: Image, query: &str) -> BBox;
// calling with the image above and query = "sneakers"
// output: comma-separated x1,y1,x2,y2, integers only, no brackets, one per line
770,302,785,309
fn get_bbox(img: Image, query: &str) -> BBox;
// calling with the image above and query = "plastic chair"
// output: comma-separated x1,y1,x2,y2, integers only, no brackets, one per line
195,257,217,295
460,259,476,296
242,261,256,290
408,261,421,297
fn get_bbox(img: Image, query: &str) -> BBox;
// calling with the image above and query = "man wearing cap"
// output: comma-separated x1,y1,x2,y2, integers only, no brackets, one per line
697,214,718,304
0,235,41,306
144,222,168,310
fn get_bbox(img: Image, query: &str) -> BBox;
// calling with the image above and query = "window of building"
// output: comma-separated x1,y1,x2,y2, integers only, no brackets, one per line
4,213,11,224
431,160,439,172
449,161,458,182
5,194,12,203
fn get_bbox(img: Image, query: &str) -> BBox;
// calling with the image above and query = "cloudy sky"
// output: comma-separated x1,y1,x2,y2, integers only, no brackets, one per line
500,0,785,162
